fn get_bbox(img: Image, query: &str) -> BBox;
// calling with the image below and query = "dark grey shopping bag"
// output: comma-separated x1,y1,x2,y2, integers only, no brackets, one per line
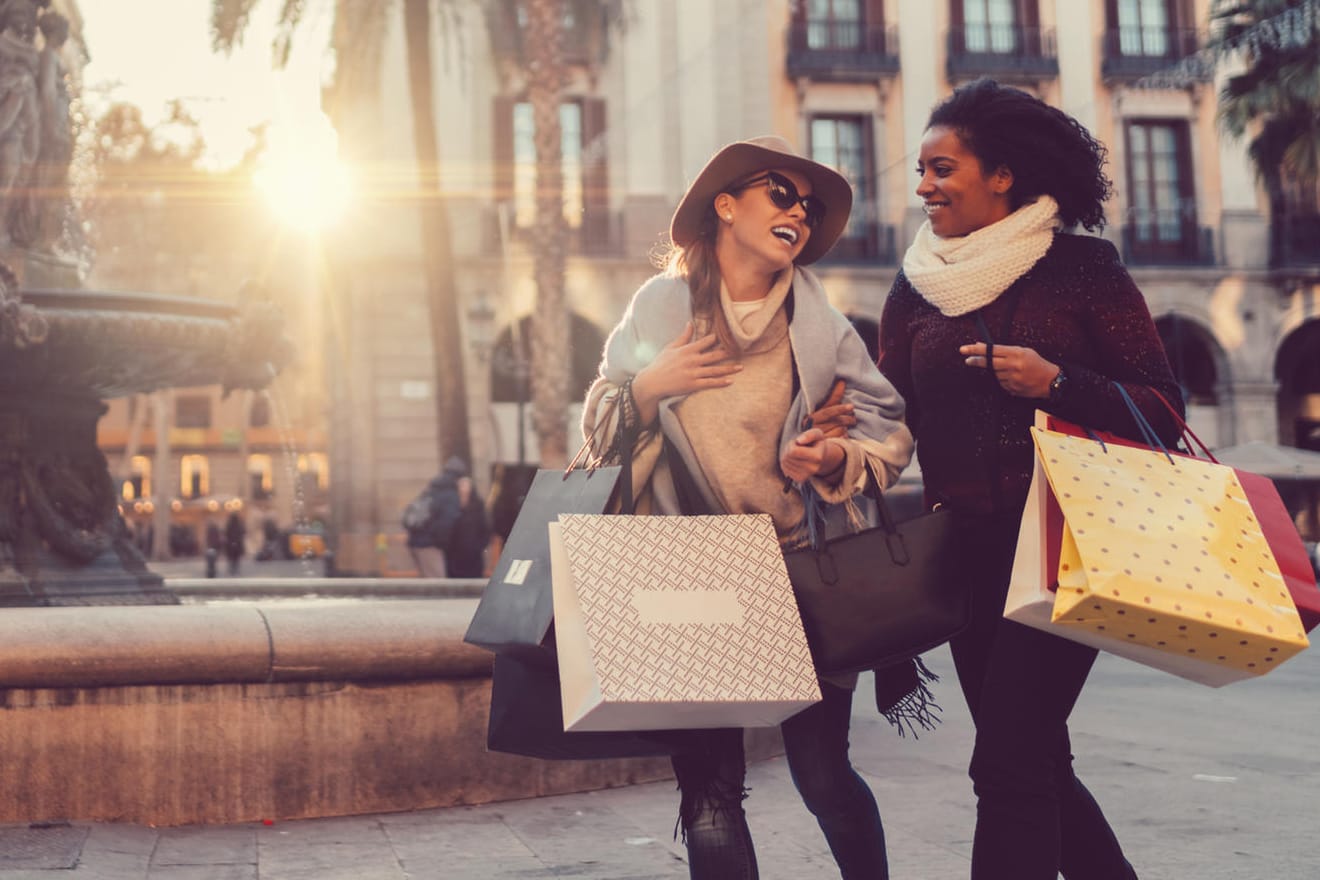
463,465,622,664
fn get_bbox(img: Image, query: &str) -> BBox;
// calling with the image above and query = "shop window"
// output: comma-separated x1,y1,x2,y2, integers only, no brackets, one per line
248,454,274,500
180,455,209,499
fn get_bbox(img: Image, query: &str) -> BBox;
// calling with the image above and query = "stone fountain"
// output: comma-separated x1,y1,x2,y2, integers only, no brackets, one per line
0,2,292,605
0,279,291,605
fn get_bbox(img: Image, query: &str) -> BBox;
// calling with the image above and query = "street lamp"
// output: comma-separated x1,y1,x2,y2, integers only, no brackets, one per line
466,289,496,363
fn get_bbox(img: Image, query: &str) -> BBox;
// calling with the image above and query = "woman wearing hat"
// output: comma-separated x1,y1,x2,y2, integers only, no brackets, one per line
582,136,914,879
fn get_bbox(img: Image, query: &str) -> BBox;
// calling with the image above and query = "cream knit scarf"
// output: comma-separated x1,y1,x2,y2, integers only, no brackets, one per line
901,195,1061,317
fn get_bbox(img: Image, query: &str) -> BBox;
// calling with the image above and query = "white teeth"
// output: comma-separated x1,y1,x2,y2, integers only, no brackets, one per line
923,203,947,215
772,226,798,244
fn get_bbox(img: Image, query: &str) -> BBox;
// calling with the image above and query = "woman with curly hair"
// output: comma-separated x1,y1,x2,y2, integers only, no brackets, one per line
877,79,1184,878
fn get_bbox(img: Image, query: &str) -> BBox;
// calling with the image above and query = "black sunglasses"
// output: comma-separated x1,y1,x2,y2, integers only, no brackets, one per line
731,171,827,229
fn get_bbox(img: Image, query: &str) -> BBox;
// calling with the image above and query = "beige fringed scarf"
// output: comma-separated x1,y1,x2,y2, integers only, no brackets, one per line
902,195,1061,317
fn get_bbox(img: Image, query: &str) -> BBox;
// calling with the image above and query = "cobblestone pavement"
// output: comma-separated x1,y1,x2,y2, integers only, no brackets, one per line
3,640,1318,879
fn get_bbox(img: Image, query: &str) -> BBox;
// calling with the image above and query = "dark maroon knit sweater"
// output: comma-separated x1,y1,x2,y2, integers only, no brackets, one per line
878,233,1185,516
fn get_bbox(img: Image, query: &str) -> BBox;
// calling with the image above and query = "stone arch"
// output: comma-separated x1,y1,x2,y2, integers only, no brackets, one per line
1154,312,1229,445
1155,313,1223,406
1275,319,1320,452
486,312,605,464
489,312,604,404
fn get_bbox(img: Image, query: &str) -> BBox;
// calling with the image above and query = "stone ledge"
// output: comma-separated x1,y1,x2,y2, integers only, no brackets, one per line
0,599,492,688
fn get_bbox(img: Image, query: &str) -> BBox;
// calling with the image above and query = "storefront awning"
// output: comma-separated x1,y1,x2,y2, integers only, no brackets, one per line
1211,442,1320,481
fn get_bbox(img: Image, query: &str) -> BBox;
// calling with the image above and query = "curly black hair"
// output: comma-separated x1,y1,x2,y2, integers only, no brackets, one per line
927,78,1113,231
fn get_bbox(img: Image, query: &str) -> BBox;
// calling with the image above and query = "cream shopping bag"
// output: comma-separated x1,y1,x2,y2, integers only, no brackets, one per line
550,513,821,731
1008,425,1308,687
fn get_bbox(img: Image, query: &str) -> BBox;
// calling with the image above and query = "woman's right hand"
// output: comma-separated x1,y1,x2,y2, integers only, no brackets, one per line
630,322,741,425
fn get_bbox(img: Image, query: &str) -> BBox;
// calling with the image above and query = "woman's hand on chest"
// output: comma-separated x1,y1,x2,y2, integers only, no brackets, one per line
631,321,743,424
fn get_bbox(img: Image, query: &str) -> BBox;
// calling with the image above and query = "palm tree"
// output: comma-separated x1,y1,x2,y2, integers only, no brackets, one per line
488,0,623,468
210,0,472,465
1208,0,1320,264
522,0,570,468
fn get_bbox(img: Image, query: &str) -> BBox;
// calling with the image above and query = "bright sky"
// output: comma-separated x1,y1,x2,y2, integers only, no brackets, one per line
79,0,335,170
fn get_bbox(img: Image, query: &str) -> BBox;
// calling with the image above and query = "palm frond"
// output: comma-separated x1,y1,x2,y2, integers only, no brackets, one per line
211,0,262,53
271,0,309,68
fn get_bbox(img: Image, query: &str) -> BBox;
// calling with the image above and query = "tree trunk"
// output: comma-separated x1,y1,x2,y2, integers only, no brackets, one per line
525,0,571,468
403,0,470,467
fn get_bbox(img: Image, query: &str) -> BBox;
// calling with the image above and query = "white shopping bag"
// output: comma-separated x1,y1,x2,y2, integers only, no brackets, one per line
549,513,821,732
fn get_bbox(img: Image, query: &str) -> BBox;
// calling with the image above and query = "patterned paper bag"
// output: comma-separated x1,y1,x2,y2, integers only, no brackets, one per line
550,513,821,731
1033,427,1309,686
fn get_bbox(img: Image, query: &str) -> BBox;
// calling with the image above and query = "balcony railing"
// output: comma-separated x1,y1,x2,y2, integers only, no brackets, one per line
1273,211,1320,267
947,25,1058,79
786,21,900,81
820,222,897,266
1120,221,1216,267
1101,27,1204,79
482,206,626,258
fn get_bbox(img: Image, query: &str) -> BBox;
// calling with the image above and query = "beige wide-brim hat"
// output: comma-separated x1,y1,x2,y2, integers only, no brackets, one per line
669,135,853,265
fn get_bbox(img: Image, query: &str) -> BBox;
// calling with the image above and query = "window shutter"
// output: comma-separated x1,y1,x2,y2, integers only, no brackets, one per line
865,0,885,26
1020,0,1038,30
865,0,885,49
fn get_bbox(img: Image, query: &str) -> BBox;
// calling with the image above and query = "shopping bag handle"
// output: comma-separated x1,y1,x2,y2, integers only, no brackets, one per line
564,382,638,514
803,461,910,565
1147,388,1219,464
1111,382,1174,464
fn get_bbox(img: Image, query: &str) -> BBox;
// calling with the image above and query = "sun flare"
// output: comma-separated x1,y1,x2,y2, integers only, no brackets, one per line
253,113,352,232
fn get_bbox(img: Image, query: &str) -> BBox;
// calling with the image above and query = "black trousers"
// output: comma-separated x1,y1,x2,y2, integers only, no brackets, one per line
670,681,888,880
951,511,1138,880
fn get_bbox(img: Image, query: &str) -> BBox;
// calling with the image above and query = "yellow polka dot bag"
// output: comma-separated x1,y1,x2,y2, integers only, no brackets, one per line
1006,411,1309,687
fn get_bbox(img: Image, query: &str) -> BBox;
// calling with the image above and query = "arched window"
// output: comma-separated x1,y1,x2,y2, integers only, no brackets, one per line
1276,320,1320,452
1155,315,1218,406
489,313,604,403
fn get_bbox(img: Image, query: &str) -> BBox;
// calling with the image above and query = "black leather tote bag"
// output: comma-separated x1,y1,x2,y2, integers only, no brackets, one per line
486,653,682,759
782,477,971,676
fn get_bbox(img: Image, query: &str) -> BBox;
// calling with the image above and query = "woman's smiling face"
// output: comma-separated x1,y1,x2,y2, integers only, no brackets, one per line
915,125,1014,238
716,167,814,271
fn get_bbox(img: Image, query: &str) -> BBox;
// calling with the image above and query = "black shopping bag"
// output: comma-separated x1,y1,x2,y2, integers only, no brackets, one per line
487,653,680,760
464,466,622,664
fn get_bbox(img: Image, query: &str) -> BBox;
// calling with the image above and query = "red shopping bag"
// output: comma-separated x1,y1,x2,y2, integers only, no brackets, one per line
1041,403,1320,631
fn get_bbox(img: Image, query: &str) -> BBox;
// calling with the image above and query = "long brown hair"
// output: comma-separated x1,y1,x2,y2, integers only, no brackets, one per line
658,205,738,355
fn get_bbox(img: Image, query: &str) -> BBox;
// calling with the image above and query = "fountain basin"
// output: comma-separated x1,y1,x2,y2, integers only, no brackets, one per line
0,588,783,825
12,289,289,396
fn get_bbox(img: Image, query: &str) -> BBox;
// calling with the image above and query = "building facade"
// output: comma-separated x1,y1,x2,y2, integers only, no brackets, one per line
324,0,1320,573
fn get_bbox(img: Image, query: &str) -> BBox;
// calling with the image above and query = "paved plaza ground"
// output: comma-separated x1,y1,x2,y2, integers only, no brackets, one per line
2,631,1317,879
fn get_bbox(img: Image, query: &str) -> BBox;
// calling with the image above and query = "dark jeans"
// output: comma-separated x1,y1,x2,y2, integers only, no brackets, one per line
671,681,887,880
951,511,1138,880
